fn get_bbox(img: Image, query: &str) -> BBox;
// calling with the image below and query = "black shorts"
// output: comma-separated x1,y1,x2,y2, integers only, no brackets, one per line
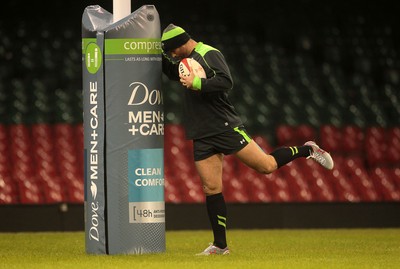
193,126,252,161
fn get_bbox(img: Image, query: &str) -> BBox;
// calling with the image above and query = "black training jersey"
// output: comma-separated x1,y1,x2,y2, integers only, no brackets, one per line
162,42,243,140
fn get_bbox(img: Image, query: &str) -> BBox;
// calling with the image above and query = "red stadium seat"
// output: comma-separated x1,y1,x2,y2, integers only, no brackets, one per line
180,187,204,203
178,176,203,203
222,155,239,182
285,167,313,202
390,168,400,188
364,126,387,167
31,124,53,140
0,177,19,204
341,125,364,155
306,169,336,202
75,124,84,173
224,177,245,193
276,124,296,146
42,181,66,203
330,168,361,202
319,124,342,153
370,167,400,201
246,177,273,202
386,127,400,166
265,174,292,202
18,180,44,204
296,124,317,144
164,179,182,203
350,168,380,201
9,124,30,140
64,177,84,203
224,176,248,202
225,188,250,203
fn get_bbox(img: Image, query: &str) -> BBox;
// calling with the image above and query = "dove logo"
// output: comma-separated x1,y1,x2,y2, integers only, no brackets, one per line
91,181,97,200
89,181,100,242
89,201,100,241
127,82,162,106
87,80,101,242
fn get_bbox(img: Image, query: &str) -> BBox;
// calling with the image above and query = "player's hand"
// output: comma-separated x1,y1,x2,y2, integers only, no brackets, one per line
179,69,195,89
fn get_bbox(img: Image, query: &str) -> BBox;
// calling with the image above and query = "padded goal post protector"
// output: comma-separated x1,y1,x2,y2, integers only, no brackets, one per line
82,5,164,255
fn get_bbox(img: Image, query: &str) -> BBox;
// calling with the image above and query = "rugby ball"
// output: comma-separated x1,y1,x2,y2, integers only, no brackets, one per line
178,58,206,78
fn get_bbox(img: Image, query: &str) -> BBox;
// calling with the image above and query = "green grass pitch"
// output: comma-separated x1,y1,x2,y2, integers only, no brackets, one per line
0,229,399,269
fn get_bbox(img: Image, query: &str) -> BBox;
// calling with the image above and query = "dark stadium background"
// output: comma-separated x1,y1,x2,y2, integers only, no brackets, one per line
0,0,399,231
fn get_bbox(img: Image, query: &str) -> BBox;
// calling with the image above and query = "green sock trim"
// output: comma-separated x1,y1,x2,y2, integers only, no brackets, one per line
289,146,299,156
217,215,226,228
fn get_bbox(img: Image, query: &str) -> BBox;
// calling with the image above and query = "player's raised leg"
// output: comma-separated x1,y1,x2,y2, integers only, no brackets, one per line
235,140,333,172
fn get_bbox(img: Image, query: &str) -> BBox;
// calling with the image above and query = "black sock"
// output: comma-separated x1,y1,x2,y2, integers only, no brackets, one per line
206,193,227,249
270,145,312,168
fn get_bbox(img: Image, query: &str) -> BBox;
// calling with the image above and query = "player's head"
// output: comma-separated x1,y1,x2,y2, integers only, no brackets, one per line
161,24,191,56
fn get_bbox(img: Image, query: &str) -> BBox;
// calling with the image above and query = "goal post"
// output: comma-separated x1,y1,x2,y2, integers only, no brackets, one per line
113,0,131,22
82,4,165,255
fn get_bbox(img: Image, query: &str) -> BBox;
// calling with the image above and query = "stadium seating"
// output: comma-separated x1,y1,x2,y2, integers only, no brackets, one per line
0,1,399,204
1,118,399,205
